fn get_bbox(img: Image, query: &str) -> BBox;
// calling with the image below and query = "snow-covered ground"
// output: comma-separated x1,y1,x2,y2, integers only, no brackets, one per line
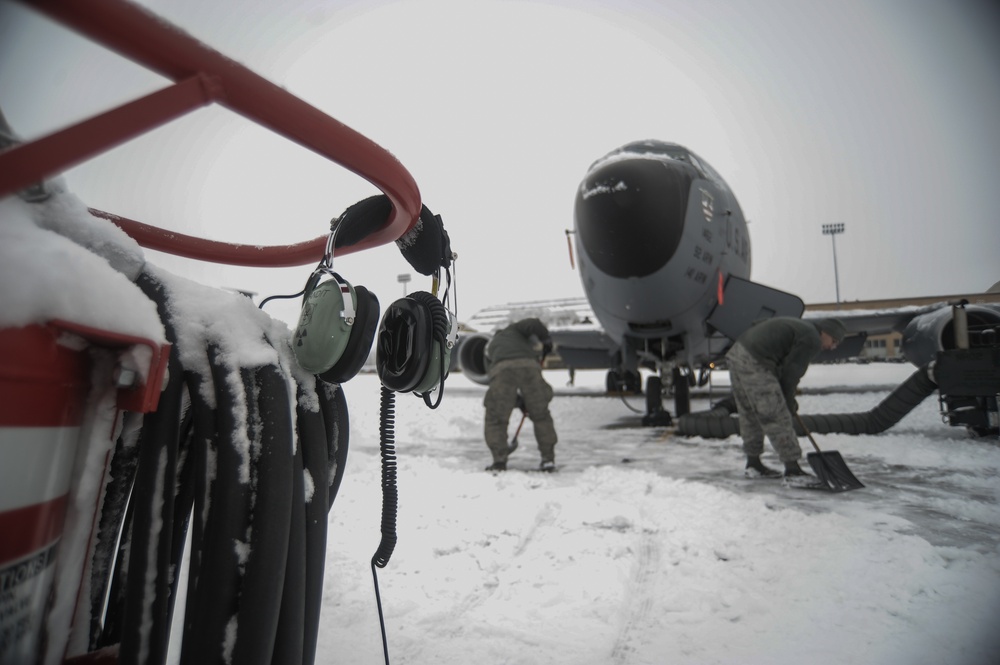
5,190,998,664
320,364,1000,665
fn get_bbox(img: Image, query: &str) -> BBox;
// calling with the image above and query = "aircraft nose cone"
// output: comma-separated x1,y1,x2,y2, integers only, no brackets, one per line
574,157,693,279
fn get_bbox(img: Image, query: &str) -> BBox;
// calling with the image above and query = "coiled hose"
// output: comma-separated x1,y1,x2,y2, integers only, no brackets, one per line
87,270,349,665
676,364,938,438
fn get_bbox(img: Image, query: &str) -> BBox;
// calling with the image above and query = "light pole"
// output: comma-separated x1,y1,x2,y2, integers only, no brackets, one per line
821,223,845,305
397,273,411,296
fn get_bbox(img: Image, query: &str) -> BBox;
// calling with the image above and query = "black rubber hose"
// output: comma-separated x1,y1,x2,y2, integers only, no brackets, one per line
90,271,349,665
317,381,350,510
118,296,184,665
177,367,220,662
676,364,938,438
118,361,181,665
165,416,196,635
674,401,740,439
90,418,140,649
296,382,332,665
233,364,295,665
98,271,177,657
272,438,307,665
800,365,937,435
180,348,254,664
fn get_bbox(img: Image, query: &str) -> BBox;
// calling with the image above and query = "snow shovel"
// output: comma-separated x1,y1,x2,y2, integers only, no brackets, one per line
508,412,527,453
508,391,528,453
795,413,865,492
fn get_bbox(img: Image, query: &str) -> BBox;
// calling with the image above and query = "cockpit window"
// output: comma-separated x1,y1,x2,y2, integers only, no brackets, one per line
594,140,730,191
688,152,728,191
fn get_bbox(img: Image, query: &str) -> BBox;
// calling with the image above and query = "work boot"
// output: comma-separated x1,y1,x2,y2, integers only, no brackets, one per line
539,460,556,473
783,460,809,476
783,460,820,488
485,461,507,472
744,456,781,479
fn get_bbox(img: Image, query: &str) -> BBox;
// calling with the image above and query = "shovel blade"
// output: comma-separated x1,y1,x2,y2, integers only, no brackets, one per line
806,451,865,492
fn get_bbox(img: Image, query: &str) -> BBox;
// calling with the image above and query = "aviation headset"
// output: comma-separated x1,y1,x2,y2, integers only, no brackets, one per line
290,195,456,398
285,195,456,664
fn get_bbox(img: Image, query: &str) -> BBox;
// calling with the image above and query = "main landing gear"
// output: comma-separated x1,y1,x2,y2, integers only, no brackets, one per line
605,368,643,394
640,366,691,426
606,365,694,426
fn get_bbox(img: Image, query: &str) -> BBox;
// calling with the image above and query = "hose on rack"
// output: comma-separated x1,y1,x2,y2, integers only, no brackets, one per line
86,269,348,665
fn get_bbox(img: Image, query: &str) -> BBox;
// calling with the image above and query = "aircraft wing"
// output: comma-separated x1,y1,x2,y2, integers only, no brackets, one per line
802,304,943,336
803,300,1000,365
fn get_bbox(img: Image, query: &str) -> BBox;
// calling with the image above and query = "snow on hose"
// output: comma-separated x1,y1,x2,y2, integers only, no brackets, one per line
90,270,347,665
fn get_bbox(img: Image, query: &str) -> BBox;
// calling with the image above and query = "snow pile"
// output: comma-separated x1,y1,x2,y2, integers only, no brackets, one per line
0,187,162,340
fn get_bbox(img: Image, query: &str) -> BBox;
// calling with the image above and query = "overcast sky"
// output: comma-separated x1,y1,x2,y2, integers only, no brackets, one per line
2,0,999,326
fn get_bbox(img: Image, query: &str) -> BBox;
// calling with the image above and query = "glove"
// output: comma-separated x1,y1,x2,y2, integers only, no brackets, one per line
788,398,799,414
515,393,527,413
541,341,553,357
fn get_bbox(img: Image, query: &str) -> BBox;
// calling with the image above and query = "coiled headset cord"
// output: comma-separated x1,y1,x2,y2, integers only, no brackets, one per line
372,385,399,665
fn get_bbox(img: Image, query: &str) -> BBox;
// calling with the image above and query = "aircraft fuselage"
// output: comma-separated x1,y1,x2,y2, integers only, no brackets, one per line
573,140,750,370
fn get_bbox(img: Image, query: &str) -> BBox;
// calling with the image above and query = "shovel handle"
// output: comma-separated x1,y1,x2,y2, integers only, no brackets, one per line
511,412,527,443
794,413,823,454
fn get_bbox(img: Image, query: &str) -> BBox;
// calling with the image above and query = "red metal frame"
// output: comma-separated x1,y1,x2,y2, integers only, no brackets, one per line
2,0,422,265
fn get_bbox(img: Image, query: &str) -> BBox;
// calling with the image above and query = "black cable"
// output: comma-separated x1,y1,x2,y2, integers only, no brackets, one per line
423,348,448,409
371,385,399,665
407,291,450,410
258,288,306,310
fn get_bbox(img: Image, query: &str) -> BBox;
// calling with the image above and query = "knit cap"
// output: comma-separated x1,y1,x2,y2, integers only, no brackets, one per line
815,318,847,343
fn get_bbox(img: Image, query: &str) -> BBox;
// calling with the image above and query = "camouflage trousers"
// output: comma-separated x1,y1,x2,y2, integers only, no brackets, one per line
725,342,802,462
483,359,557,464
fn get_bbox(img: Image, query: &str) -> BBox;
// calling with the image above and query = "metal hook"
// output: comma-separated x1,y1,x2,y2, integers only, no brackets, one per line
322,214,346,269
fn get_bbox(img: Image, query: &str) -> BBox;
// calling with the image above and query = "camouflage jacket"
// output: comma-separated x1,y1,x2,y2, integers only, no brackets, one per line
735,317,822,408
485,318,551,370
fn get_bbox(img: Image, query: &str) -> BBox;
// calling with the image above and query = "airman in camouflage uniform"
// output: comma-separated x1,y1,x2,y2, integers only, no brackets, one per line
483,318,558,472
726,316,846,480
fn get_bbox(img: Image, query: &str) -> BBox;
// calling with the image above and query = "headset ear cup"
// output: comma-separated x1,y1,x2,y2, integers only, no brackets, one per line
407,291,451,395
319,285,380,384
376,291,451,394
376,296,431,393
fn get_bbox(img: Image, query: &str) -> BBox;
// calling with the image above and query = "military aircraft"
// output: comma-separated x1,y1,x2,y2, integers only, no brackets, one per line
452,140,1000,430
453,140,805,424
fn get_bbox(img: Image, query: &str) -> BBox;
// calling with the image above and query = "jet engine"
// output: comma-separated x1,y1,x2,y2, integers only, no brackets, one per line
450,332,492,385
900,304,1000,367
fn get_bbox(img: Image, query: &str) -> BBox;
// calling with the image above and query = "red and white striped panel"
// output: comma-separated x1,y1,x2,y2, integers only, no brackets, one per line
0,325,88,663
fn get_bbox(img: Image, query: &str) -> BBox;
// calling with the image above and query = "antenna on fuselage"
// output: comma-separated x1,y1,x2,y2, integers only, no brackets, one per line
565,229,576,269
